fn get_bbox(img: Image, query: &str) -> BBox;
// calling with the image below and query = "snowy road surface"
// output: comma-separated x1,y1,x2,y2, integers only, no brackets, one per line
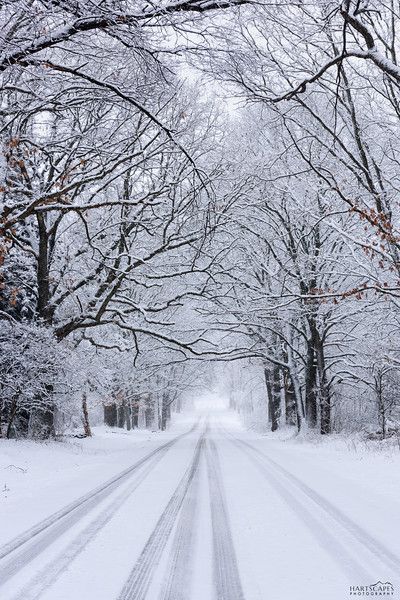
1,411,399,600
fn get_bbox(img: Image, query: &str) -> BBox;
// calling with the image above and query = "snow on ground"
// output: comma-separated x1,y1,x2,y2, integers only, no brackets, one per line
214,409,400,600
0,412,194,546
0,408,399,600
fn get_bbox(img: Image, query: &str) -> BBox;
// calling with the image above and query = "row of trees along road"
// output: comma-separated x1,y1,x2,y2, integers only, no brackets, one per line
1,1,400,439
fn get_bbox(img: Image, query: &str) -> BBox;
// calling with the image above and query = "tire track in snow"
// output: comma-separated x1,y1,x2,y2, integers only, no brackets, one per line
10,451,168,600
0,423,198,587
118,428,205,600
206,438,245,600
225,430,399,580
158,434,202,600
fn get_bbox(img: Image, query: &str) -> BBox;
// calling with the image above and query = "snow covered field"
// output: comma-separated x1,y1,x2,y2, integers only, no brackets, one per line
1,409,399,600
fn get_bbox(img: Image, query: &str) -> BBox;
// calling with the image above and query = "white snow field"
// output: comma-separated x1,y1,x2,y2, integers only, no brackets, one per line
0,409,399,600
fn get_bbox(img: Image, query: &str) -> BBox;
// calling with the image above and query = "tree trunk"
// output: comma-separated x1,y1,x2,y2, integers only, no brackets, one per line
82,392,92,437
376,374,386,439
144,394,153,429
381,407,386,440
36,213,53,323
104,403,117,427
315,332,331,435
160,392,171,431
131,397,139,429
166,401,171,425
270,365,281,432
286,343,306,431
125,401,132,431
305,334,318,428
284,370,297,426
117,401,126,428
6,396,18,439
264,367,273,425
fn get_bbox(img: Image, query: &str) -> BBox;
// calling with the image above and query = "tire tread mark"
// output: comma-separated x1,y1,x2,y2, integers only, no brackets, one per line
158,440,202,600
0,424,198,580
118,431,205,600
206,438,244,600
223,431,396,580
11,452,167,600
233,435,400,574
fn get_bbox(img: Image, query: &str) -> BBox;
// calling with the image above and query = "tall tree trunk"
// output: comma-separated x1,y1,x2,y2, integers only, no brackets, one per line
154,393,161,430
305,333,318,428
36,213,51,323
131,396,139,429
144,394,153,429
32,216,57,438
315,332,331,435
270,365,281,432
264,367,273,425
376,374,386,439
381,406,387,440
125,401,132,431
160,392,171,431
104,403,117,427
117,400,126,428
286,343,306,431
6,396,18,439
82,392,92,437
284,370,297,426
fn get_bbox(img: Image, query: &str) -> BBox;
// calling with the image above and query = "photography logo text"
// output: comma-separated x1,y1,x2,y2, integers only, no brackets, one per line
350,582,395,596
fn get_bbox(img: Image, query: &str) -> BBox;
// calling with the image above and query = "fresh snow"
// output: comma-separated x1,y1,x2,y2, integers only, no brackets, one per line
0,409,399,600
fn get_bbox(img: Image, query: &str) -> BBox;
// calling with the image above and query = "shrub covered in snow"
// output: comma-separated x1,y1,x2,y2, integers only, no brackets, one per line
0,319,71,438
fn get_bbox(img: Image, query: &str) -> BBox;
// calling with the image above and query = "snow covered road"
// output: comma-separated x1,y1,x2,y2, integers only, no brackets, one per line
1,412,399,600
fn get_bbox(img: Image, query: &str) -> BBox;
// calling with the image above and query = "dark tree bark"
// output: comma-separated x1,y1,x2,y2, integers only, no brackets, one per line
117,401,126,428
305,332,318,428
270,365,281,432
315,331,331,435
125,401,132,431
144,395,154,429
264,367,273,426
104,403,117,427
131,396,139,429
160,392,171,431
375,373,387,439
6,396,18,439
166,401,171,425
283,370,297,426
82,392,92,437
36,213,52,323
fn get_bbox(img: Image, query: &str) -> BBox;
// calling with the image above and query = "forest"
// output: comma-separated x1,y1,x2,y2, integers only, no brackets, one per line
1,0,400,442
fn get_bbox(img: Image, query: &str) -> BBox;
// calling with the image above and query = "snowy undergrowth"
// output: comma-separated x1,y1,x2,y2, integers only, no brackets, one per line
280,428,400,458
242,415,400,459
